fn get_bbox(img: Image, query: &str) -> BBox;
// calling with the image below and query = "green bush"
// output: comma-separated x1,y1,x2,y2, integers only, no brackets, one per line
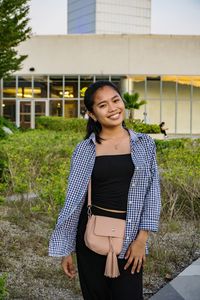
36,116,87,133
36,116,160,134
0,130,83,211
1,129,199,219
157,139,200,219
0,117,17,139
155,138,186,151
0,273,9,299
126,120,160,133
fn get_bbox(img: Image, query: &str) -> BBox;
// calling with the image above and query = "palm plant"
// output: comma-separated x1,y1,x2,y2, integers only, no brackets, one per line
123,92,147,120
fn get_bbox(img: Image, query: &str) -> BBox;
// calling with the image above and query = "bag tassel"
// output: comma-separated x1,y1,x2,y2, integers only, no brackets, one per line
104,238,120,278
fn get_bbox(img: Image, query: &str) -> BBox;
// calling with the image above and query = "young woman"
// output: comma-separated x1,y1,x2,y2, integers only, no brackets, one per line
49,80,161,300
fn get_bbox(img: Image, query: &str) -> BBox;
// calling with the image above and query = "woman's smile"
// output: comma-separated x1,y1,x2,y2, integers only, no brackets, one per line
107,112,121,120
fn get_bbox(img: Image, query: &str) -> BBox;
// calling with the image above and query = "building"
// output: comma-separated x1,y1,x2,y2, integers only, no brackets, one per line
1,34,200,134
67,0,151,34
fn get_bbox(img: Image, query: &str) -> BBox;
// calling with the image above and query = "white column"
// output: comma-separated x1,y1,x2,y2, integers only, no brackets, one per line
190,83,193,135
16,99,20,128
78,75,80,118
31,100,35,129
128,78,134,94
120,77,128,95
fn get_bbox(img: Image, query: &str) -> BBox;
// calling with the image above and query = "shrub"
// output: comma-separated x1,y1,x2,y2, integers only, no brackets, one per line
0,273,9,299
36,116,160,134
0,117,17,139
157,139,200,219
1,130,199,219
36,117,87,133
0,130,83,211
126,120,160,133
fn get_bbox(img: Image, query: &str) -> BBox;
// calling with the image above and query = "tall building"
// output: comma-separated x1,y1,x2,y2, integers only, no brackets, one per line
67,0,151,34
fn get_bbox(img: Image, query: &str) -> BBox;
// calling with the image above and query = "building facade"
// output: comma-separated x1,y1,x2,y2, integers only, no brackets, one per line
68,0,151,34
1,34,200,134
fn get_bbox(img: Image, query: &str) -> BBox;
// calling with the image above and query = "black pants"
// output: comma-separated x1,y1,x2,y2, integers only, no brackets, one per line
76,205,143,300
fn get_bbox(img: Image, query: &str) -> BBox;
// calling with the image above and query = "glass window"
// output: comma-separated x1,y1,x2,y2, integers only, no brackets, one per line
192,76,200,101
192,76,200,132
80,76,94,98
64,76,78,98
111,76,121,92
35,101,46,117
162,76,176,100
3,77,16,98
161,77,177,133
80,99,87,118
18,76,32,98
50,76,63,98
147,99,160,125
50,100,63,116
64,100,78,118
2,100,16,122
177,76,191,101
131,76,146,98
147,76,161,100
33,76,48,98
192,100,200,133
177,100,190,133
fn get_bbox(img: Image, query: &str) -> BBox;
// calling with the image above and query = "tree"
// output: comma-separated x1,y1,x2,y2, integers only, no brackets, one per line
0,0,31,116
123,92,147,120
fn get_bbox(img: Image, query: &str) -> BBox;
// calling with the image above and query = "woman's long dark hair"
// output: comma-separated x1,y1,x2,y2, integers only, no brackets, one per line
84,80,127,143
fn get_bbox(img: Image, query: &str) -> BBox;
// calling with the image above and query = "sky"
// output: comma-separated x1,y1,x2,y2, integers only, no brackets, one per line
29,0,200,35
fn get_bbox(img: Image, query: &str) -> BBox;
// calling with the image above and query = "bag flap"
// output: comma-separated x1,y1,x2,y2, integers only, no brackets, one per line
94,216,125,238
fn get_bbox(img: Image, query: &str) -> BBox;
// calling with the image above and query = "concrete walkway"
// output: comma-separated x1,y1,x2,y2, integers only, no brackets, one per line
150,258,200,300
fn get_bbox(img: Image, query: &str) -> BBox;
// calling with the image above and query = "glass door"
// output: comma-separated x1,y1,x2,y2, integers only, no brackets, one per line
18,100,47,129
20,101,31,128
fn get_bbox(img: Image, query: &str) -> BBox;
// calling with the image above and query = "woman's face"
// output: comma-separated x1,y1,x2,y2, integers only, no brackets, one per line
88,86,125,128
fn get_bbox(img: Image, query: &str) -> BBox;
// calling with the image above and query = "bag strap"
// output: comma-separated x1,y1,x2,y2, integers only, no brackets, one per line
87,179,92,217
88,179,92,207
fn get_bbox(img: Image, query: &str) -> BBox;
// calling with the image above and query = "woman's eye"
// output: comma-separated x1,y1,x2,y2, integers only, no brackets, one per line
99,104,106,108
114,99,120,102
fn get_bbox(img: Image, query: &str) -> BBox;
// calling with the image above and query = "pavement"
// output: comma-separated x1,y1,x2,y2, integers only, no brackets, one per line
149,257,200,300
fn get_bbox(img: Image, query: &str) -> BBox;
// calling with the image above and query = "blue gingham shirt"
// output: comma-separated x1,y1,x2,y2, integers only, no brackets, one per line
49,129,161,258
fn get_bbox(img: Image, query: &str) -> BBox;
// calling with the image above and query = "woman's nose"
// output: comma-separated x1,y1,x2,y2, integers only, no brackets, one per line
108,102,116,112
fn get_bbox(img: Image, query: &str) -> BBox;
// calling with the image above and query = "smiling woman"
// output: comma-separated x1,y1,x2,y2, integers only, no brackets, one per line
49,80,161,300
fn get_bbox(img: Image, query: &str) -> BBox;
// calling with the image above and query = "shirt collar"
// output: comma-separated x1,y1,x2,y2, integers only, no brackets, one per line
89,129,141,145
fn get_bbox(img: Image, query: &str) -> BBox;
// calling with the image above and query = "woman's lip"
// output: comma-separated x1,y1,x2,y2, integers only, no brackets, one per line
108,112,121,118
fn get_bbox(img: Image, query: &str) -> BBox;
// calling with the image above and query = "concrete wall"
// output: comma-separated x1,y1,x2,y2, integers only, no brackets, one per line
16,34,200,75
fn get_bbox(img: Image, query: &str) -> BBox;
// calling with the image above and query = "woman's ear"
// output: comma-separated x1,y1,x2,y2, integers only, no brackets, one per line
87,111,97,122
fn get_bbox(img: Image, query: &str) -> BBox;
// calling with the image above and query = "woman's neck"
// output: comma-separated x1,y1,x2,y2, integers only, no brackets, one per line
100,126,128,140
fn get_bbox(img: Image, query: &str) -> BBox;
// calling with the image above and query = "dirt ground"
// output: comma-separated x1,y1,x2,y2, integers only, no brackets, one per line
1,199,199,300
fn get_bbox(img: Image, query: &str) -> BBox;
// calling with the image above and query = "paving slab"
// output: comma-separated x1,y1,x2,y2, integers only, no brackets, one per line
150,258,200,300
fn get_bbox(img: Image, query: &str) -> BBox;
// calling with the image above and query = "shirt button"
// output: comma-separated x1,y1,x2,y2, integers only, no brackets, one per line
132,183,135,187
136,167,139,170
129,201,133,205
128,219,131,223
126,236,129,240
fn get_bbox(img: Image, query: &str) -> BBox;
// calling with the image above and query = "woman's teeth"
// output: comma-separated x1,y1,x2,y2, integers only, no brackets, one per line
109,113,120,120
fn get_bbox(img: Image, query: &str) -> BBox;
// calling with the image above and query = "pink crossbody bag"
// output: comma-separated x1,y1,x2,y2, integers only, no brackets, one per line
84,179,126,278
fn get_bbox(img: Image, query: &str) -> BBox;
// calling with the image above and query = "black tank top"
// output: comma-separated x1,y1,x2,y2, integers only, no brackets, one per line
90,154,134,211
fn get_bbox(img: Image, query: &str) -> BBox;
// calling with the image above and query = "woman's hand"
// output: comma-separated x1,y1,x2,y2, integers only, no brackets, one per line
124,230,149,274
61,254,76,279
